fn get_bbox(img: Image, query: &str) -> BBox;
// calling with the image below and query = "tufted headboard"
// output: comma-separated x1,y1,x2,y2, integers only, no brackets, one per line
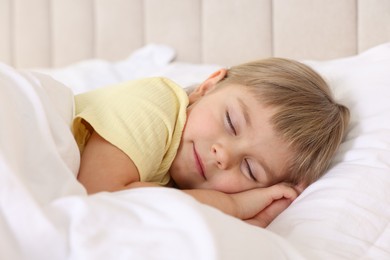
1,0,390,68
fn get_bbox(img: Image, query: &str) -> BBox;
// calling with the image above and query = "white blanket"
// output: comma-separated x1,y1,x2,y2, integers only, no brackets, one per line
0,63,303,259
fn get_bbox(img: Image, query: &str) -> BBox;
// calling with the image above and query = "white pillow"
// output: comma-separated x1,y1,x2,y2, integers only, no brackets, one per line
267,43,390,259
35,44,221,94
33,42,390,258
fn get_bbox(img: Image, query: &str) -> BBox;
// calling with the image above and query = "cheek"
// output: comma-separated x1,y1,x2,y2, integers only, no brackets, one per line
186,108,217,136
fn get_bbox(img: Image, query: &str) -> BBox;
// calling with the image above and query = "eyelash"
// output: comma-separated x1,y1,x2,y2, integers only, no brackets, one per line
225,111,237,135
226,111,256,182
245,159,256,182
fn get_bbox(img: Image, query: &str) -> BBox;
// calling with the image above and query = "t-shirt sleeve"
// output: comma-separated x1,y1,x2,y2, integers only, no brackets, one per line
73,77,188,185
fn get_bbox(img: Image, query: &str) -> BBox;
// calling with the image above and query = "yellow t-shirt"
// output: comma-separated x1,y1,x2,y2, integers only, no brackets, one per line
73,77,189,185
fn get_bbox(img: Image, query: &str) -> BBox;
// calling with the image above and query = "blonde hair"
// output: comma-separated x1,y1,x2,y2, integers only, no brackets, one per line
218,58,350,186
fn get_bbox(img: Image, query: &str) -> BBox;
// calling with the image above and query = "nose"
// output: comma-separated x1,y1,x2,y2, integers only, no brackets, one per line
211,143,235,170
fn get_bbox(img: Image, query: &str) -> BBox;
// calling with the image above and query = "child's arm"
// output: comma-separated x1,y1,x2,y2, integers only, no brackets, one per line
183,184,298,227
77,131,142,194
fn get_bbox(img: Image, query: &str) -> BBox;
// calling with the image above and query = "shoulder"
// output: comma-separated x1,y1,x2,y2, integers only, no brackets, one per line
133,77,188,104
75,77,189,111
125,77,189,115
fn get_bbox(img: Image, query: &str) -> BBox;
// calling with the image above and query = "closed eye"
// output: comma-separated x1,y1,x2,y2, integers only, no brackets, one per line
226,111,237,135
245,159,257,181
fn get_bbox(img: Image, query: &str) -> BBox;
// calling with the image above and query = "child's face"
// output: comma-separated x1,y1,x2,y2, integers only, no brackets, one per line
169,70,294,193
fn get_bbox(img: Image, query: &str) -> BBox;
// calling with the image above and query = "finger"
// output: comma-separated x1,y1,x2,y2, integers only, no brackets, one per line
264,198,293,217
231,185,297,220
245,218,268,228
268,184,299,201
245,198,293,228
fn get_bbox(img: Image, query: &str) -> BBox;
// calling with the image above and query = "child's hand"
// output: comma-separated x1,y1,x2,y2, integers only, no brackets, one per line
231,183,299,227
182,183,299,227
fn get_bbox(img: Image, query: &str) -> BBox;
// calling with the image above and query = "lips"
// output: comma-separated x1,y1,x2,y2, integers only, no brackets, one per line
193,144,206,179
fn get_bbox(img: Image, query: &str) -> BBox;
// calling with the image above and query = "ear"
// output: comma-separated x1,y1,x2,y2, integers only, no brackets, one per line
188,69,227,104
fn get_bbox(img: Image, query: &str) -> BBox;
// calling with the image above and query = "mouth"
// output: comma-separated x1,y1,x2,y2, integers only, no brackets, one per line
193,143,206,179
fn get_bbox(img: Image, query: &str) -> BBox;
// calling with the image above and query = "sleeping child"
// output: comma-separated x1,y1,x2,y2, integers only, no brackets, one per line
72,57,350,227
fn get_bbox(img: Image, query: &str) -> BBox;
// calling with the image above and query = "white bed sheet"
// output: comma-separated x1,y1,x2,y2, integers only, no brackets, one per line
2,43,390,259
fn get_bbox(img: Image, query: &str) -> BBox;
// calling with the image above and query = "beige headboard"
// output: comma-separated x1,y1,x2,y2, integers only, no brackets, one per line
1,0,390,68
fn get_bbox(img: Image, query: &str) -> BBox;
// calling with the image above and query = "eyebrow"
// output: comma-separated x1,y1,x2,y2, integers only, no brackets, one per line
237,97,276,183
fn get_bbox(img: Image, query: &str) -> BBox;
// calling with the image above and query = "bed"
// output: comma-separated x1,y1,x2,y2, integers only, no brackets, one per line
1,1,390,259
